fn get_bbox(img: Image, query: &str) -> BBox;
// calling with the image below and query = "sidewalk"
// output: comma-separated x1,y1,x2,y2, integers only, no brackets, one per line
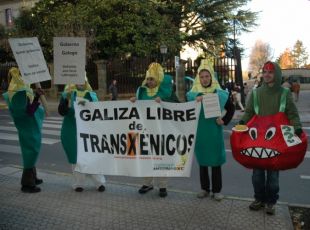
0,165,293,230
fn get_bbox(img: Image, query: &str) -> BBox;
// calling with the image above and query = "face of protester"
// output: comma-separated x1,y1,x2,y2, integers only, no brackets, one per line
199,70,211,87
146,77,157,89
262,69,275,85
76,84,86,91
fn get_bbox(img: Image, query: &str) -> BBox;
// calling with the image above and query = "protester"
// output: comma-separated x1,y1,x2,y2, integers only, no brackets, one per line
239,61,302,215
109,79,118,100
2,67,45,193
291,80,300,102
58,77,106,192
281,78,292,90
130,62,179,197
1,78,8,92
187,60,235,201
253,79,260,89
232,83,245,112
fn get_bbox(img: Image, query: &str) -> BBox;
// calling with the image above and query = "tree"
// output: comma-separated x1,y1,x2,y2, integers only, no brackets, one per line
164,0,258,50
248,40,273,77
276,48,294,69
291,40,308,68
12,0,258,60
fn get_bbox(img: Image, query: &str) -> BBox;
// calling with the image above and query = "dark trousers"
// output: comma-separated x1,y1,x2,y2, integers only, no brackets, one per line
252,169,279,204
199,166,222,193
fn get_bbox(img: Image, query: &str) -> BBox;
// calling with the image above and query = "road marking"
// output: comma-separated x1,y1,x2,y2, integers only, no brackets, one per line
0,125,60,136
45,116,63,121
8,122,61,129
0,133,59,144
300,175,310,180
0,144,21,154
44,120,62,124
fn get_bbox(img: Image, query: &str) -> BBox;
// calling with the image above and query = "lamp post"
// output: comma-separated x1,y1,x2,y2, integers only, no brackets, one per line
232,17,244,104
160,44,168,68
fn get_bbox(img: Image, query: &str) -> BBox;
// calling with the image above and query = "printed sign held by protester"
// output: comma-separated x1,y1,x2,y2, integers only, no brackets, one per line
9,37,51,84
53,37,86,85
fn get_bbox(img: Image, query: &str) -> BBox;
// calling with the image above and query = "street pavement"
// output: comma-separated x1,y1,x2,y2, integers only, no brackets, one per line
0,165,293,230
0,90,309,229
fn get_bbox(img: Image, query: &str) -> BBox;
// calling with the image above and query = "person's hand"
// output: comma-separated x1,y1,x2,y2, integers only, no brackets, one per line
130,97,136,103
35,88,45,96
78,100,86,106
155,97,161,103
216,117,224,125
196,96,203,102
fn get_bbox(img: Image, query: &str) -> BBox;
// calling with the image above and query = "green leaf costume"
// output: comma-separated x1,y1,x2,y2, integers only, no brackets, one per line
3,90,44,168
137,74,178,102
187,89,229,166
60,90,98,164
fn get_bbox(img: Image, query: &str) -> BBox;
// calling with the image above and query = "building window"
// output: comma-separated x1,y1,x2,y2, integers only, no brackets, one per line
5,8,13,26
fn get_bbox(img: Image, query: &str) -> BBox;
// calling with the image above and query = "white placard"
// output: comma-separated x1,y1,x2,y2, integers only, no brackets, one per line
8,37,51,84
53,37,86,85
74,100,201,177
281,125,302,147
202,94,221,118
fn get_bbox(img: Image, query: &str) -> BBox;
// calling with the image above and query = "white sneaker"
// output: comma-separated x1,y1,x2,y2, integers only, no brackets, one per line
197,190,209,198
213,193,224,201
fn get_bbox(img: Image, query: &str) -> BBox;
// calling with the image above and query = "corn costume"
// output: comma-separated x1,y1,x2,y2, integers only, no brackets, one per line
2,67,44,193
136,62,179,197
187,60,235,199
58,79,106,192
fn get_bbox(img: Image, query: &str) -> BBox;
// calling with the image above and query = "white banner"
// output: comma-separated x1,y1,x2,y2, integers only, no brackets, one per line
9,37,51,84
75,100,200,177
53,37,86,85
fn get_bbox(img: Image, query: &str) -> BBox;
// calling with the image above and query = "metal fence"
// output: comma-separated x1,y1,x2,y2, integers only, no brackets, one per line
106,55,177,94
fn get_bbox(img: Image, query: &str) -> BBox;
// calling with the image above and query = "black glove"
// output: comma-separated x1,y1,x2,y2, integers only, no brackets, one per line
294,128,302,137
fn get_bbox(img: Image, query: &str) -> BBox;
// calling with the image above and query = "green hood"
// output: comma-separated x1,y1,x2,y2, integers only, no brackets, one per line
261,61,282,92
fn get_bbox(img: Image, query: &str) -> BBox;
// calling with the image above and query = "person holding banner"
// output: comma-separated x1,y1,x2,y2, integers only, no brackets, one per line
187,60,235,201
130,62,179,197
58,78,106,192
2,67,45,193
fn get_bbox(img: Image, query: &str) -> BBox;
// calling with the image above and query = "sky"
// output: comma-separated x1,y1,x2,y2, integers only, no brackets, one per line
239,0,310,71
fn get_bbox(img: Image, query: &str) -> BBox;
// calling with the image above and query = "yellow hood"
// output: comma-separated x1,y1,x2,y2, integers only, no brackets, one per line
190,59,220,94
7,67,34,101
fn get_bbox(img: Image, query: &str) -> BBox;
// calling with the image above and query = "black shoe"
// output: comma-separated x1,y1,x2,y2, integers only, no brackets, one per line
98,185,105,192
138,185,153,194
21,185,41,193
249,200,265,211
265,204,275,215
33,168,43,185
75,187,84,192
35,178,43,185
159,188,167,198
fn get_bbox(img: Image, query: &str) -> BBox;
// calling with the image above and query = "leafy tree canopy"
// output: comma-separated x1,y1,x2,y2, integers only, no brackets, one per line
12,0,257,61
